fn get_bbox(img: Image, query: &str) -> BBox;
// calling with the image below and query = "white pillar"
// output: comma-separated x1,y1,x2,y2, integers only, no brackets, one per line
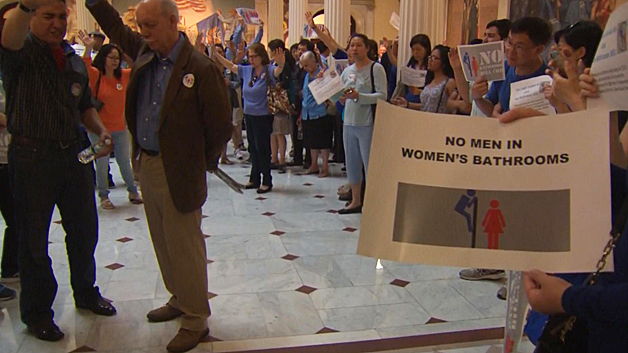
398,0,447,77
324,0,351,49
288,0,307,46
268,0,284,43
255,0,269,45
76,0,96,33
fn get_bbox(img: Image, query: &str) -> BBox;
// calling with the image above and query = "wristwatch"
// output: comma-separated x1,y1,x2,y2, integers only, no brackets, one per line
18,2,36,13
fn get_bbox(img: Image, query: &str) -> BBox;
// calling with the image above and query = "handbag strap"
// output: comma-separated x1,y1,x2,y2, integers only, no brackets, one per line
95,72,102,99
587,197,628,285
370,62,377,119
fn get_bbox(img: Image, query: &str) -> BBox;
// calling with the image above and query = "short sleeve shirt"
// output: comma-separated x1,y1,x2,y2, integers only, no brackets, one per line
238,64,277,116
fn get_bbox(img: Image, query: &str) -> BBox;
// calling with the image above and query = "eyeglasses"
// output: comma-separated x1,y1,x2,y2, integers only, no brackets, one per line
504,38,536,52
427,55,441,61
248,74,259,87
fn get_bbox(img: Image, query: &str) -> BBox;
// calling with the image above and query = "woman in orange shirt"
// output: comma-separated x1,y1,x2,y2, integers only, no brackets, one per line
79,31,141,210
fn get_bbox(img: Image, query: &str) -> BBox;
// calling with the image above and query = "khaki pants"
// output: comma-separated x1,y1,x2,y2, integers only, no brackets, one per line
140,153,210,331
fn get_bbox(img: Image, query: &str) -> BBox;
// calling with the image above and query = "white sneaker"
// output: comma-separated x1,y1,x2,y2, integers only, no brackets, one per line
235,148,245,160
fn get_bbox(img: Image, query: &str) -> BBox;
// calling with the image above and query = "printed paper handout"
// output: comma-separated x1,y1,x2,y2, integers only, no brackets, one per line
390,12,400,31
509,75,556,115
0,129,10,164
357,102,612,273
308,69,345,105
590,1,628,110
400,67,427,88
303,24,324,39
235,8,261,25
457,41,506,82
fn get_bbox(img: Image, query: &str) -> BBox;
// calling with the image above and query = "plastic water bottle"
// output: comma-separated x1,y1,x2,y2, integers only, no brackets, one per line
78,139,112,164
297,124,303,140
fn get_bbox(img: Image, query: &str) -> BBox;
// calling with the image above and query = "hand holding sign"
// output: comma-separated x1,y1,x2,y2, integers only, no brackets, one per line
457,42,506,82
471,77,489,100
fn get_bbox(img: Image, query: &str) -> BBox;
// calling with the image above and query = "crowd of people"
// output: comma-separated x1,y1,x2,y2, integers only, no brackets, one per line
0,0,626,352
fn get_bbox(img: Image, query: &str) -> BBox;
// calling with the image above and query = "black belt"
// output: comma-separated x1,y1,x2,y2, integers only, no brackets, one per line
141,148,160,157
11,135,79,150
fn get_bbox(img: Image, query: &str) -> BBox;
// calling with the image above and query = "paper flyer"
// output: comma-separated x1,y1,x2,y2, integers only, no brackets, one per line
509,75,556,115
357,102,612,273
0,128,10,164
390,12,400,31
235,8,261,25
457,41,506,82
303,24,324,39
590,1,628,111
308,69,345,105
400,67,427,88
329,58,349,75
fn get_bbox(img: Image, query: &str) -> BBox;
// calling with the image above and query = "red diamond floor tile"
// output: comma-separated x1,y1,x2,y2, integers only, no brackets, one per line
425,317,448,324
270,230,285,236
207,292,218,300
343,227,358,232
125,217,140,222
281,254,299,261
53,220,62,225
104,263,124,270
206,259,214,264
390,279,410,287
316,327,339,334
255,197,267,201
116,237,133,243
327,209,339,214
314,195,325,198
203,234,211,239
303,183,314,186
70,346,97,352
295,285,317,294
262,212,275,216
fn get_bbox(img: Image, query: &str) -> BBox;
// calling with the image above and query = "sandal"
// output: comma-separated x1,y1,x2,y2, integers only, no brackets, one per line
100,198,115,210
129,193,143,205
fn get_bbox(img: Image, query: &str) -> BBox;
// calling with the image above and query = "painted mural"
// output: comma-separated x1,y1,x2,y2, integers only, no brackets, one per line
510,0,616,30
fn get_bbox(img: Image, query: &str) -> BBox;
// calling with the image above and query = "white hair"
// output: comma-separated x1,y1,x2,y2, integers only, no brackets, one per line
299,51,317,64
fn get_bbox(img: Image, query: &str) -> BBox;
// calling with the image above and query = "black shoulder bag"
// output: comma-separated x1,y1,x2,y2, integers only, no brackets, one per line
92,72,105,112
535,197,628,353
370,62,377,121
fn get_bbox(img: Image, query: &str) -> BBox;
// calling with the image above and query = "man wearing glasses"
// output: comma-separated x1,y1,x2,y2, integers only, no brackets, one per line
472,17,552,117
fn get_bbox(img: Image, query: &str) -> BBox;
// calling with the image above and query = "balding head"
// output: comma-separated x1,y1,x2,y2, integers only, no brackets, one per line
300,51,318,74
136,0,181,56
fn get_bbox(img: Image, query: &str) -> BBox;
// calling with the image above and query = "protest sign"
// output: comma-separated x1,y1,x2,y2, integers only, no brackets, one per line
308,69,345,105
457,41,506,82
509,75,556,115
196,13,225,45
400,67,427,88
235,8,261,25
329,58,349,75
0,129,9,164
357,102,612,273
303,24,324,39
590,1,628,110
390,12,400,31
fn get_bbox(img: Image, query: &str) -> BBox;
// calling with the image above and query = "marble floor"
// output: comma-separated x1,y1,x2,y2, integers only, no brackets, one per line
0,147,528,353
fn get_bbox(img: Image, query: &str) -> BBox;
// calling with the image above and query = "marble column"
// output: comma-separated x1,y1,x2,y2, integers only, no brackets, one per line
75,0,96,33
255,0,269,45
288,0,307,46
397,0,447,79
268,0,285,42
324,0,351,49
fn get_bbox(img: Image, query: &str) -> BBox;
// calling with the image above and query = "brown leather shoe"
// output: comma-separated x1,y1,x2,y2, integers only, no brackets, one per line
146,304,184,323
166,328,209,352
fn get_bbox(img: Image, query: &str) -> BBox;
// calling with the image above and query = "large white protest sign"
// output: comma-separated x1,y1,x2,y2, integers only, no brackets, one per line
509,75,556,115
330,58,349,75
0,129,10,164
590,1,628,111
308,69,345,105
458,41,506,82
235,8,261,25
357,102,612,273
400,67,427,88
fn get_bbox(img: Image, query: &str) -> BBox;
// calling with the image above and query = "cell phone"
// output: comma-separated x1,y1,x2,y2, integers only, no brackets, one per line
344,88,354,94
549,50,565,74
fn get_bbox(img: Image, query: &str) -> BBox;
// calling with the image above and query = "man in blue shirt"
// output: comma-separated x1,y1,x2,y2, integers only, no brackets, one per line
472,17,552,117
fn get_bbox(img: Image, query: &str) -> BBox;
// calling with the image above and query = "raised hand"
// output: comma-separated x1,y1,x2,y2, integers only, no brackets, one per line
77,29,95,48
305,11,315,28
449,47,462,70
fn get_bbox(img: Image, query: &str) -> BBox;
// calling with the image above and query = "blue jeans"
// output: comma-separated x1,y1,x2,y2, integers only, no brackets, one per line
343,125,373,184
89,130,138,199
9,141,100,325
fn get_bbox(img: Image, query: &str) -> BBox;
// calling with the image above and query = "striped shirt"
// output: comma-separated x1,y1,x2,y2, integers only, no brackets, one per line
0,33,94,141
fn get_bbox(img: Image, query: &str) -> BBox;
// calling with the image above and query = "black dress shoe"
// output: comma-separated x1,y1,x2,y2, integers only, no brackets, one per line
76,296,117,316
338,206,362,214
257,185,273,194
245,183,260,190
28,321,65,342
